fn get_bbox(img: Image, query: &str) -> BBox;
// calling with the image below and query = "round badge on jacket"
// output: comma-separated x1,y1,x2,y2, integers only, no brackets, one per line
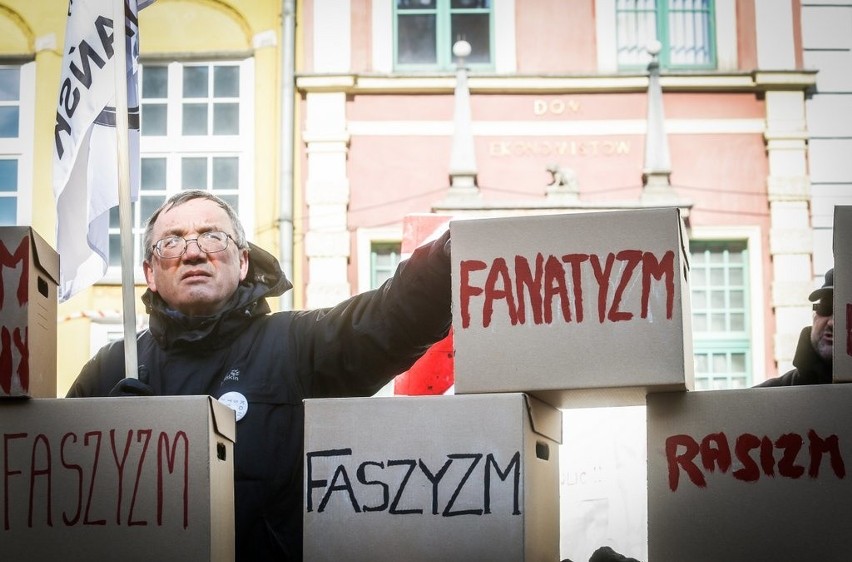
218,391,249,422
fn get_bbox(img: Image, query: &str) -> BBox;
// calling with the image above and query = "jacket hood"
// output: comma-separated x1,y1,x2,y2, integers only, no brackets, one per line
142,241,292,347
242,241,293,298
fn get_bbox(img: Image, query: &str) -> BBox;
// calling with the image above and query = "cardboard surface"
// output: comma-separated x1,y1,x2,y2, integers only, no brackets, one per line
0,227,59,398
303,393,561,561
648,386,852,561
834,206,851,381
451,209,693,407
0,396,235,561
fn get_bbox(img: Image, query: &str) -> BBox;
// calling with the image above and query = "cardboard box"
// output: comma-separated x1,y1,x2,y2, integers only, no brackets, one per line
304,393,562,561
0,227,59,398
834,206,852,381
451,209,693,407
0,396,235,561
648,386,852,561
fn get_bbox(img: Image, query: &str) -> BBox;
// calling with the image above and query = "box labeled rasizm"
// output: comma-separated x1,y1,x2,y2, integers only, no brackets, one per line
0,227,59,398
648,386,852,562
451,209,693,407
834,205,852,381
0,396,235,561
304,393,562,561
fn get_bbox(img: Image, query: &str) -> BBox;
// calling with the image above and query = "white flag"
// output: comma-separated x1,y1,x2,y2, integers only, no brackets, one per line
53,0,154,302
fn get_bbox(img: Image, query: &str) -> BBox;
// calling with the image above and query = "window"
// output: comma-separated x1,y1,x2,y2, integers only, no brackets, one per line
394,0,493,71
0,64,33,225
371,242,401,289
690,240,750,389
0,158,17,225
616,0,716,70
108,60,254,271
357,228,402,293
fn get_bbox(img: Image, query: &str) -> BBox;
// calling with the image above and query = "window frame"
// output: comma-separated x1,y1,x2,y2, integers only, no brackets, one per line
688,226,766,390
615,0,718,71
689,237,751,390
693,339,751,390
356,227,403,293
392,0,495,72
104,58,255,282
370,241,402,289
596,0,736,73
0,61,34,225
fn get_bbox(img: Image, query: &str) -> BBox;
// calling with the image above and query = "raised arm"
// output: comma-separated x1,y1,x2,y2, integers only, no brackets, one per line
292,229,452,398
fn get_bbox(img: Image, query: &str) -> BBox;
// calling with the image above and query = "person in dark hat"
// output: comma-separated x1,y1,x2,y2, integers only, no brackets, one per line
755,268,834,386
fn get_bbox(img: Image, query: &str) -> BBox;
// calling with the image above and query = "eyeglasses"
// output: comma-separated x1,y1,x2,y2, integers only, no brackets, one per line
813,299,833,317
152,231,236,259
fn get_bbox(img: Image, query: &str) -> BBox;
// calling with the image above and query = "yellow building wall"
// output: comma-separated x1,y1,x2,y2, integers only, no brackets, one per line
0,0,289,395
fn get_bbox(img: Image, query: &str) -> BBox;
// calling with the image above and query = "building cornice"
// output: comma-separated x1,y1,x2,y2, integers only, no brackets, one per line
296,70,818,95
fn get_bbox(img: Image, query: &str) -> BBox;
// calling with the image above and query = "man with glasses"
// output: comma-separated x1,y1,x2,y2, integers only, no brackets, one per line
66,190,452,561
755,268,834,387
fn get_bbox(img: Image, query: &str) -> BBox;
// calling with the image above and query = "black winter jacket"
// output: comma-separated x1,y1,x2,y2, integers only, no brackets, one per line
66,233,452,561
754,326,832,387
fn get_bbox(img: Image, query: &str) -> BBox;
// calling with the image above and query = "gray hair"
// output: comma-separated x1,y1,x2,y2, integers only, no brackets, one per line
143,190,248,262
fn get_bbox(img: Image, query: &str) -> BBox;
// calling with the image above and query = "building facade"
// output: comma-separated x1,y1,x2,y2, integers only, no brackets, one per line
296,0,822,389
0,0,844,392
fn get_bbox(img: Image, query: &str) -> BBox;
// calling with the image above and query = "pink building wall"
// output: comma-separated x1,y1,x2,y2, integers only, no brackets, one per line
296,0,814,378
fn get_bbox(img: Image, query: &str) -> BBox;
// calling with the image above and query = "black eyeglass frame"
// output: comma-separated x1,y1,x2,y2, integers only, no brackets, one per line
152,231,237,260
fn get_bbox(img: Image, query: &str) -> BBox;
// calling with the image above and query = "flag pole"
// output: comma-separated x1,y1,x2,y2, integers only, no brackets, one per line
113,0,139,380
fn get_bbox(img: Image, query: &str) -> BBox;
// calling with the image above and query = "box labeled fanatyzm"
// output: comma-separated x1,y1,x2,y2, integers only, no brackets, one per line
834,205,852,381
648,386,852,562
0,227,58,398
451,209,693,407
304,393,562,561
0,396,236,561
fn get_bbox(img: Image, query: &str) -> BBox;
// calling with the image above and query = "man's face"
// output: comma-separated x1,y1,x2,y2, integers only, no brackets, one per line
811,297,834,362
143,198,248,317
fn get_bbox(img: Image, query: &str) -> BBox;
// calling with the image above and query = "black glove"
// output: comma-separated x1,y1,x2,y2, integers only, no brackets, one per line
589,546,641,562
108,365,154,397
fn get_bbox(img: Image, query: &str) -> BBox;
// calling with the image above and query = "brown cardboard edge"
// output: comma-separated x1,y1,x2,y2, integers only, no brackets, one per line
675,207,696,391
208,396,237,443
675,207,691,273
834,206,850,382
29,227,60,285
523,393,563,444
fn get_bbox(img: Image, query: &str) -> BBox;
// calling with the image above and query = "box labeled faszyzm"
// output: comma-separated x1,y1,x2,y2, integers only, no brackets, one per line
304,393,562,561
0,396,235,561
648,386,852,561
0,227,59,398
451,209,693,407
